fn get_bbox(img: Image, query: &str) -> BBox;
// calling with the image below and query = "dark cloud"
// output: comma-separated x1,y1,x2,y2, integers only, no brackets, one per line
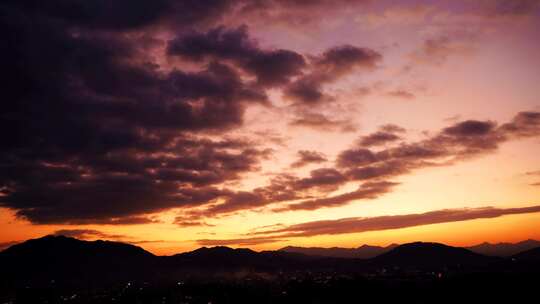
270,0,367,8
2,0,539,229
337,148,379,167
380,124,406,133
340,114,538,172
168,25,306,87
289,113,356,132
2,0,239,31
315,45,381,75
294,168,347,190
253,205,540,238
411,36,474,66
0,137,269,224
168,25,255,61
66,216,159,226
2,0,169,30
174,112,540,222
284,78,327,104
175,168,359,222
498,111,540,137
358,127,403,147
169,27,380,103
291,150,328,168
237,0,370,24
0,3,382,226
210,191,268,214
443,120,496,137
345,160,411,181
479,0,540,16
0,2,281,224
192,204,540,245
338,112,540,183
285,45,382,105
276,181,398,212
174,174,302,224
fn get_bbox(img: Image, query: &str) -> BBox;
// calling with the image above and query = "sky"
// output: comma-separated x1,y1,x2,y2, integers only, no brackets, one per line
1,0,540,255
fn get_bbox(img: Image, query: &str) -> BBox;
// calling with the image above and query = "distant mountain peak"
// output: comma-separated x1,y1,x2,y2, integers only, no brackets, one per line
279,243,397,259
466,239,540,257
1,234,154,258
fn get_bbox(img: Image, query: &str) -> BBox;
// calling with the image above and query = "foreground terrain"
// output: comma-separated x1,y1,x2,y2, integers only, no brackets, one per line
1,236,539,304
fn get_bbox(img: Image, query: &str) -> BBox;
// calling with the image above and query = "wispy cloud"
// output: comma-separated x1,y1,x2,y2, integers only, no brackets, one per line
197,205,540,245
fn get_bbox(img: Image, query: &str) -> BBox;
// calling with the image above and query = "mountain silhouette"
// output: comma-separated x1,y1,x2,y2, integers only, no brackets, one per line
372,242,496,268
0,235,154,259
279,244,398,259
512,246,540,261
166,245,335,273
0,235,155,287
279,240,540,259
466,239,540,257
3,235,537,290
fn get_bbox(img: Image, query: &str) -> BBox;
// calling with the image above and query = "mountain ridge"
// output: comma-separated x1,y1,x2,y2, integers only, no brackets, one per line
2,235,539,289
2,235,539,258
279,244,399,259
278,239,540,258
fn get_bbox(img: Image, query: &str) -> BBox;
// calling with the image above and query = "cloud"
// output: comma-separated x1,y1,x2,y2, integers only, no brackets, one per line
1,1,296,225
499,111,540,137
289,112,356,132
1,0,539,229
0,1,388,226
252,205,540,238
64,216,160,226
284,45,382,105
291,150,328,168
358,124,405,147
293,168,347,191
53,229,167,245
411,36,475,66
236,0,371,26
178,112,540,219
478,0,540,16
315,45,382,75
276,181,398,212
359,130,402,146
337,148,380,168
1,0,234,31
197,236,286,246
175,220,216,227
2,6,277,216
168,25,306,87
443,120,496,136
0,137,270,224
339,113,540,182
387,90,415,99
284,78,328,104
53,229,129,240
173,111,540,222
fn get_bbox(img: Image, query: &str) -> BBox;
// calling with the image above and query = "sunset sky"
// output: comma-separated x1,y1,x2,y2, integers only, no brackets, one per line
1,0,540,255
